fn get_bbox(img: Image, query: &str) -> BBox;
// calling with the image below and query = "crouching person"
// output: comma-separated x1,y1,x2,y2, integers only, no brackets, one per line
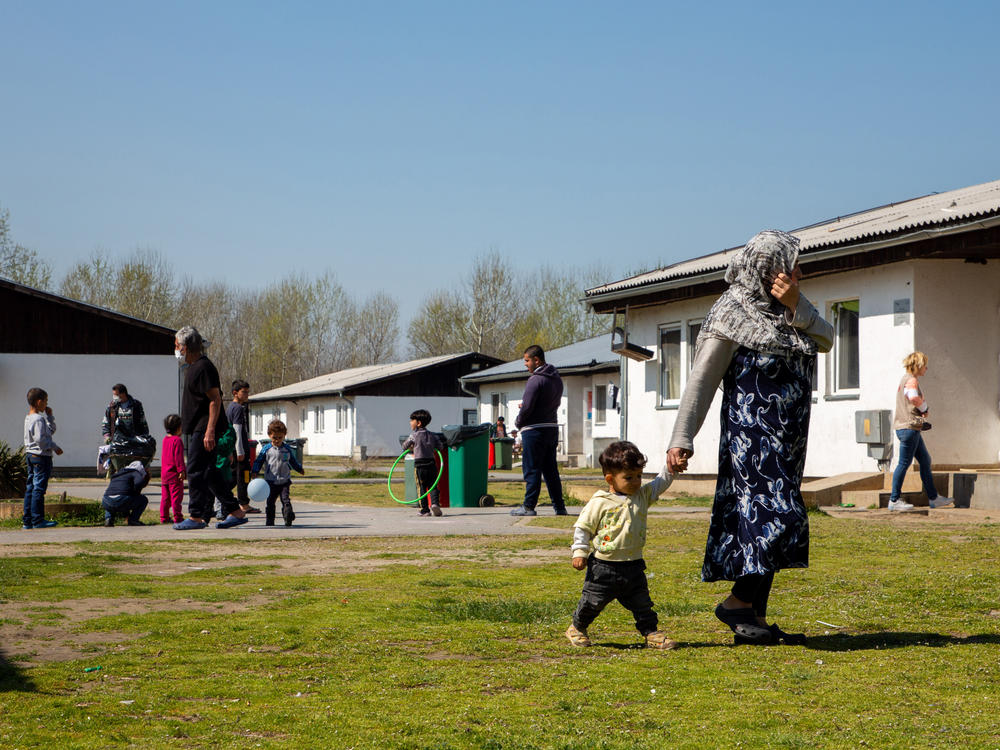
103,460,150,527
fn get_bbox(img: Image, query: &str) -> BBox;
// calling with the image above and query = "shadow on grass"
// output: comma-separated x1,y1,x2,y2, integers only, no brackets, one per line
805,632,1000,651
0,651,36,692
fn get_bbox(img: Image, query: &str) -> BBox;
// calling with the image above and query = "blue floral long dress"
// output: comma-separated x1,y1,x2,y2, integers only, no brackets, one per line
702,346,815,582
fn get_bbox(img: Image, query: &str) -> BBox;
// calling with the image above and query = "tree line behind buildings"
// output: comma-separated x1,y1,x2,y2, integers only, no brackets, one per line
1,207,611,391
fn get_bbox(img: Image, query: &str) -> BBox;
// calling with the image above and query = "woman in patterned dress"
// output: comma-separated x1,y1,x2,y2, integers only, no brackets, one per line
667,230,833,645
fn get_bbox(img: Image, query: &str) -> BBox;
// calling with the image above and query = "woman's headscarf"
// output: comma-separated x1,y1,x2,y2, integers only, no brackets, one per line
698,229,817,357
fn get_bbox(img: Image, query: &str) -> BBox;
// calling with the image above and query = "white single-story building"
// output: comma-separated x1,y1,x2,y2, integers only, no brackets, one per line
584,179,1000,478
459,335,622,467
0,277,179,474
248,352,502,458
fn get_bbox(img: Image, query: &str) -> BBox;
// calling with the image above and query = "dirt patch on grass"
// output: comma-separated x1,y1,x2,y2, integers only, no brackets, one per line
1,594,270,665
0,624,147,666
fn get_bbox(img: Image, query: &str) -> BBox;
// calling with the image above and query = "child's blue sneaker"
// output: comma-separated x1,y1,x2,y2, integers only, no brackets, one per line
216,515,249,529
22,523,32,530
34,520,58,529
173,519,207,530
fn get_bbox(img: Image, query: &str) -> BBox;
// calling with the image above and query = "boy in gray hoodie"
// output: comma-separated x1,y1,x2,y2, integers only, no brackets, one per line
402,409,444,517
23,387,62,529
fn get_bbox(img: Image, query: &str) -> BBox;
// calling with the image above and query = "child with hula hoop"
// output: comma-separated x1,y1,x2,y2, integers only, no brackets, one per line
402,409,444,517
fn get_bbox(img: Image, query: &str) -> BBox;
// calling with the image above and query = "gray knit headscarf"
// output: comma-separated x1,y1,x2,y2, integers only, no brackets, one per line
698,229,817,357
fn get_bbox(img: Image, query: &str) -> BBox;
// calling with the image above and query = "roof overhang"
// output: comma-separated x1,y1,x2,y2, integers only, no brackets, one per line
586,213,1000,314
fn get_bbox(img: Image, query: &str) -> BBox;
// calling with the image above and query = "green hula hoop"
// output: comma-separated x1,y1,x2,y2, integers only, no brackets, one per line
387,449,444,505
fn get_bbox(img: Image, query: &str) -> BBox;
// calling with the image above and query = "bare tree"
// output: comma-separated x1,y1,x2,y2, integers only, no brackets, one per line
0,208,53,290
354,291,399,365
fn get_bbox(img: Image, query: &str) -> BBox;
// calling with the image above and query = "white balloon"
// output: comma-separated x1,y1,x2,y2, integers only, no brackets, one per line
247,477,270,503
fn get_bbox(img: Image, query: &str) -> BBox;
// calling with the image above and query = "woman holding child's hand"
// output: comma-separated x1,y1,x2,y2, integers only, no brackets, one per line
667,230,832,646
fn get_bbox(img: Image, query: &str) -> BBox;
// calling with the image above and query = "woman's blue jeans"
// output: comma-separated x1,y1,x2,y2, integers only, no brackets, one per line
890,429,938,502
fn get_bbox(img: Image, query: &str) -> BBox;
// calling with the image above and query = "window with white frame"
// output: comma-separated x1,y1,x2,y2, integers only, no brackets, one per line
658,324,682,405
314,406,325,433
463,408,477,426
687,320,702,372
253,411,263,434
594,384,607,425
336,403,348,432
300,408,307,432
831,300,859,391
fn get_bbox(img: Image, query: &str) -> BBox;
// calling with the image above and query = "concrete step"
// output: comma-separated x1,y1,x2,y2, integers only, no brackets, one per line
882,469,950,495
840,490,928,509
801,472,884,507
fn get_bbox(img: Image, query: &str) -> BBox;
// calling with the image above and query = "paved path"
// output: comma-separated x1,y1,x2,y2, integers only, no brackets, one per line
2,482,708,545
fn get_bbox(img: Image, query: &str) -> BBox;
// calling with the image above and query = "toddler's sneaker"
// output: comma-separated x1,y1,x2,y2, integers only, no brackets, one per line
645,631,677,650
929,496,954,509
565,624,592,647
431,504,442,516
887,499,914,512
418,509,431,517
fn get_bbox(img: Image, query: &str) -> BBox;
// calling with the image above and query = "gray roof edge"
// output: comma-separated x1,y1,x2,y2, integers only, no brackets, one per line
585,212,1000,307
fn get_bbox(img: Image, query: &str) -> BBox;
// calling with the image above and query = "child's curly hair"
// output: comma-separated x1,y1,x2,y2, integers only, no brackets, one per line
598,441,647,473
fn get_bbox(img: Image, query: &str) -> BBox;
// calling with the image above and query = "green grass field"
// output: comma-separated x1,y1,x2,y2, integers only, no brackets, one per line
2,512,999,748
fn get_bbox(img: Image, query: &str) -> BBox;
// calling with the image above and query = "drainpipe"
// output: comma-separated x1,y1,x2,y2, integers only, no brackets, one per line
619,356,627,441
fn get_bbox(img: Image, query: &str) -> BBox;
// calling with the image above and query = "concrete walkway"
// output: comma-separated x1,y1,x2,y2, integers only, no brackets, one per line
2,481,708,545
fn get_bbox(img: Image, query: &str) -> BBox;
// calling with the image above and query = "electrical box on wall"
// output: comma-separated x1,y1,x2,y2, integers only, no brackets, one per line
855,409,893,467
855,410,891,444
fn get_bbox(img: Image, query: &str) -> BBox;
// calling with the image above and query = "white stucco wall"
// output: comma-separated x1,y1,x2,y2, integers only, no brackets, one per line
619,261,1000,477
353,396,477,457
251,396,477,457
0,354,179,468
477,372,621,462
913,260,1000,465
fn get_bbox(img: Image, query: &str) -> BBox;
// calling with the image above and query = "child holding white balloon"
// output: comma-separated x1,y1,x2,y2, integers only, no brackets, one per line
251,419,304,526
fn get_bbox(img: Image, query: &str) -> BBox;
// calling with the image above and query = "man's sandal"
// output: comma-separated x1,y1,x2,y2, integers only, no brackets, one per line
645,631,677,650
565,625,592,647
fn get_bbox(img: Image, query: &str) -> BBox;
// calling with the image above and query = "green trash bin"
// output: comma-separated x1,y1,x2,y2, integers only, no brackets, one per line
285,438,307,466
442,424,494,507
491,438,515,471
258,438,308,467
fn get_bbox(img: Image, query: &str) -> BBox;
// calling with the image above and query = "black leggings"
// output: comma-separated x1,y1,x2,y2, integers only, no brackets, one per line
731,572,775,619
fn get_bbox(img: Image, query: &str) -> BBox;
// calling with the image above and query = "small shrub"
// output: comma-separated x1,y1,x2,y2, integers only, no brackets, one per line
0,441,27,498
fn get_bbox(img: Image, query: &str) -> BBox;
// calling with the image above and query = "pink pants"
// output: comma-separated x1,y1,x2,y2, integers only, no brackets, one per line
160,478,184,523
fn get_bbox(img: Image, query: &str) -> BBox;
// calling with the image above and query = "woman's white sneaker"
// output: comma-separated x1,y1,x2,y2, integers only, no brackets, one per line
888,499,915,511
929,496,954,509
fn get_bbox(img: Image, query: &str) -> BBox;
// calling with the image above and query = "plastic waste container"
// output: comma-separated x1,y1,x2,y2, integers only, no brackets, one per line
490,438,515,471
256,437,306,466
442,424,494,507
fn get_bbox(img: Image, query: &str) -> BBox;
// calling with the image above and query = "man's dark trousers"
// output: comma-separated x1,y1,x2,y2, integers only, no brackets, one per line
187,432,239,520
520,426,564,512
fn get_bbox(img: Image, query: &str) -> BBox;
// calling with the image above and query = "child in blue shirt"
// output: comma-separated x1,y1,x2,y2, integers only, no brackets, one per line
251,419,304,526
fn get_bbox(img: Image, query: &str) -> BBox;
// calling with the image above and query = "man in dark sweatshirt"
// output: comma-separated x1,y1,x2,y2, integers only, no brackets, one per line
511,345,567,516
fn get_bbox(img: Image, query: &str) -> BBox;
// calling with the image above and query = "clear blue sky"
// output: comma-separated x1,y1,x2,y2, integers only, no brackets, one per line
2,1,998,326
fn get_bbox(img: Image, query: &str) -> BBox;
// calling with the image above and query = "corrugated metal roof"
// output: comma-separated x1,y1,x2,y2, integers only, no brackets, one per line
250,353,480,401
461,335,617,383
586,178,1000,298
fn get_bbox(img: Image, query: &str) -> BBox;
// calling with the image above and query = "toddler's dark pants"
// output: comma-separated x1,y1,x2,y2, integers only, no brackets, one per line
572,556,658,636
414,458,440,512
265,481,294,524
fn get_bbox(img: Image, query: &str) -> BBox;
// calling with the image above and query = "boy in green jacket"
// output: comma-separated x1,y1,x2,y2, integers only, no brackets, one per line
566,440,675,649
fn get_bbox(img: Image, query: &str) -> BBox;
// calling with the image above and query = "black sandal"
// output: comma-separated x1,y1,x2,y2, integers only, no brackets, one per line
715,604,772,644
768,624,807,645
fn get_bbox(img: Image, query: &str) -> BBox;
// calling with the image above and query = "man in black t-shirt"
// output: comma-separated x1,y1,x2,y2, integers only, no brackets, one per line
173,326,246,530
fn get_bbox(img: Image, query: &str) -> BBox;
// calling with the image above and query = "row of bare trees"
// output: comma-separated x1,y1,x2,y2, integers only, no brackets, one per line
2,207,610,391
